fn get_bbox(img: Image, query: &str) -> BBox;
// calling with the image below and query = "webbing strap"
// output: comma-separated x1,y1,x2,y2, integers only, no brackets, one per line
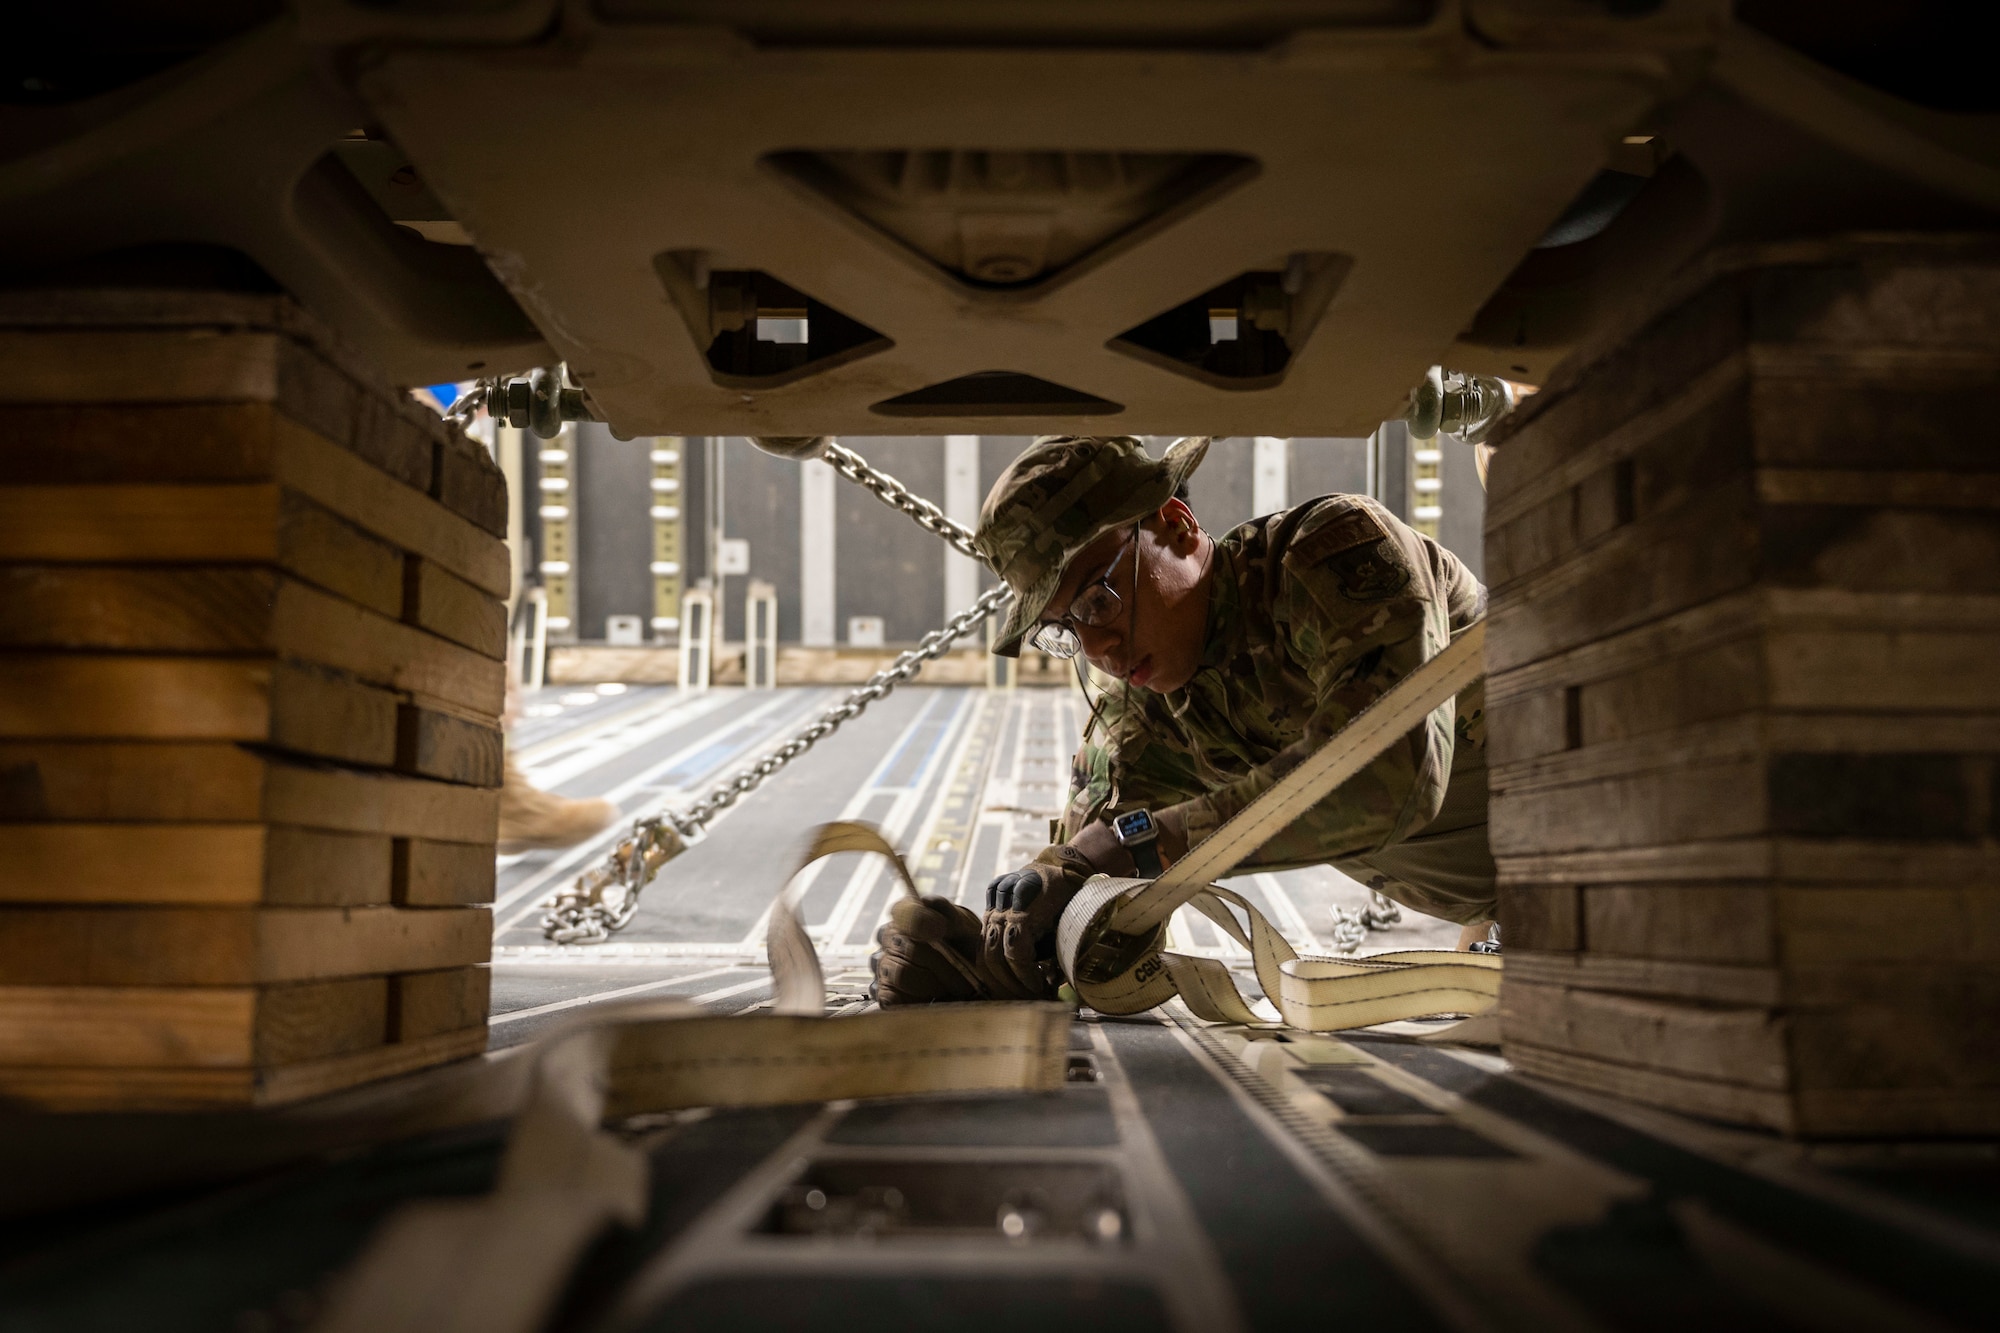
314,825,1066,1333
1059,621,1498,1031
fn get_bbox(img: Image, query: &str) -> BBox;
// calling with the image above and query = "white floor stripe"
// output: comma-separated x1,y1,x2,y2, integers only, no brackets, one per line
489,966,765,1026
513,687,706,764
518,691,736,788
814,690,978,949
826,690,982,948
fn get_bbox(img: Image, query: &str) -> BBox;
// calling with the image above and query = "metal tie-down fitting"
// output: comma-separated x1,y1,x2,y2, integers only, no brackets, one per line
448,366,601,439
1400,365,1519,444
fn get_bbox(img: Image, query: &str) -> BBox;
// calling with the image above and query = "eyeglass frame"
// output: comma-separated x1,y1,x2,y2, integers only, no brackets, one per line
1026,526,1138,660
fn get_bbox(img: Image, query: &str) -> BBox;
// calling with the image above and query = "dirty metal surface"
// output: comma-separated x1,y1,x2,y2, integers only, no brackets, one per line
3,1010,1992,1332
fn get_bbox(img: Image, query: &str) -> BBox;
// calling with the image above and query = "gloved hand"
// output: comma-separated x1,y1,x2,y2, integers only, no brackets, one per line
978,846,1094,1000
870,894,987,1005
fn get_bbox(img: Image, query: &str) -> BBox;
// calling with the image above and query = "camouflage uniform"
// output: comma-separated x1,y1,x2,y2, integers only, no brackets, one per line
972,434,1494,926
1059,493,1495,924
871,436,1493,1009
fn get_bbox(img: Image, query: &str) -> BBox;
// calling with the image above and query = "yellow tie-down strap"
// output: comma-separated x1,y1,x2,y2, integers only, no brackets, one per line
1056,622,1498,1031
315,823,1068,1333
1059,877,1499,1028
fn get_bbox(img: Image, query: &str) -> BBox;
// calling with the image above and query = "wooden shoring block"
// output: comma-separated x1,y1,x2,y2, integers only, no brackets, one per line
0,568,506,706
397,704,505,788
1493,744,2000,857
0,483,410,616
1485,238,2000,1137
1485,477,1762,674
1503,884,2000,967
405,557,508,659
1496,837,2000,887
1501,964,2000,1132
1501,977,1791,1090
394,839,496,906
1491,753,1768,857
0,905,491,985
390,966,490,1042
1792,1087,2000,1139
0,824,391,906
1489,588,2000,741
0,428,508,601
1503,950,1782,1007
0,977,388,1068
1486,235,2000,526
0,657,398,767
1784,964,2000,1091
0,1025,488,1112
1487,355,1756,591
1504,1040,1799,1134
0,742,500,832
0,298,508,540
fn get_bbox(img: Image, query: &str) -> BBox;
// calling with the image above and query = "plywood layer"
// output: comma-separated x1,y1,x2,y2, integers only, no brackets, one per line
0,298,505,1110
0,1025,490,1112
0,905,491,986
1485,237,2000,1136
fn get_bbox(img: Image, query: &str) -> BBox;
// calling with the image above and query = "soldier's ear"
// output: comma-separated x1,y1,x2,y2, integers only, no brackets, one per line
1156,498,1200,548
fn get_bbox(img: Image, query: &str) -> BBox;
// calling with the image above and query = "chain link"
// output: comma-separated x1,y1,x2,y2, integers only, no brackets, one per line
821,441,983,560
1328,890,1404,955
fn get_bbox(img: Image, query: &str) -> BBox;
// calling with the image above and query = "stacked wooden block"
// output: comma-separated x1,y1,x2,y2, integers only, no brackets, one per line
0,292,509,1110
1485,236,2000,1137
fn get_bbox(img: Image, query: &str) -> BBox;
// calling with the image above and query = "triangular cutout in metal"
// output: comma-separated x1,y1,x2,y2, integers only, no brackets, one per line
1108,254,1351,390
871,371,1121,417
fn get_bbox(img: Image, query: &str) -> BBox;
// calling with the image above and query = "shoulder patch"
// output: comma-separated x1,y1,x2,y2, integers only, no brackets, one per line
1283,498,1389,567
1326,538,1411,602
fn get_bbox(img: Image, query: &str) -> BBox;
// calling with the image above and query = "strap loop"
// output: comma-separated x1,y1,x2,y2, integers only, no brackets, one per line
1057,621,1497,1030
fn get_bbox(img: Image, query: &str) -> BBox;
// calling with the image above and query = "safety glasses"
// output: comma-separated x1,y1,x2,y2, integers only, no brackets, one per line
1026,530,1135,659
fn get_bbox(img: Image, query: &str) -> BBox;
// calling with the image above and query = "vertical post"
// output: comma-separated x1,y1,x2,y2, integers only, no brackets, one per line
944,435,982,624
1409,433,1443,540
678,587,713,691
496,423,526,614
649,437,685,643
745,579,778,689
526,586,550,691
1370,420,1410,522
536,424,577,639
1251,436,1289,516
986,612,1016,690
800,456,837,647
708,435,728,635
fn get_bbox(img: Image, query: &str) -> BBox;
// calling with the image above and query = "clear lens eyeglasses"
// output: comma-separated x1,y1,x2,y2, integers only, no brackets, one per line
1025,534,1132,659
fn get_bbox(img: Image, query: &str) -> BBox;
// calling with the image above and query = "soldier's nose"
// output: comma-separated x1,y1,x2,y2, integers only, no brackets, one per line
1076,623,1120,656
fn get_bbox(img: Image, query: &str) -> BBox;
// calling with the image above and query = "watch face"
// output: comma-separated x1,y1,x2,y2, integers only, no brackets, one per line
1115,810,1154,840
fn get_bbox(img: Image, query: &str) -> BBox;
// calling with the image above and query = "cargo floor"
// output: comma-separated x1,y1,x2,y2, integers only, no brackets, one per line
1,1011,1991,1332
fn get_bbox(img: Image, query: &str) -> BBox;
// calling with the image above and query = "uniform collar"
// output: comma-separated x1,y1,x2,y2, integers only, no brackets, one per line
1197,534,1241,670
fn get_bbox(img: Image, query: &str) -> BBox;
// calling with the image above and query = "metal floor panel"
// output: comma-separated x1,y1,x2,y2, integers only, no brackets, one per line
6,1012,1989,1332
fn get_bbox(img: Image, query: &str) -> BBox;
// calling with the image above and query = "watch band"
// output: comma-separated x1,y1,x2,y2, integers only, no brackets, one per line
1129,839,1163,879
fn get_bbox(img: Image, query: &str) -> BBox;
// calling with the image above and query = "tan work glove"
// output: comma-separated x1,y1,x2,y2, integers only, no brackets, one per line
869,895,988,1005
977,845,1095,1000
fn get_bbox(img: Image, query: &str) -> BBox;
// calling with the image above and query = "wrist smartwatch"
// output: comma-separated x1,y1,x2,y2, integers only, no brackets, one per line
1111,809,1164,878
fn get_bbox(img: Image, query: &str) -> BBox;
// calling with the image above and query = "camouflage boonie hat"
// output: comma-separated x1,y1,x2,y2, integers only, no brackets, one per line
974,435,1210,658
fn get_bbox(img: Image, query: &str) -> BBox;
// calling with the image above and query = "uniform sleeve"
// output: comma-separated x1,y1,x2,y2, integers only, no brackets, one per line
1158,500,1459,869
1058,685,1212,842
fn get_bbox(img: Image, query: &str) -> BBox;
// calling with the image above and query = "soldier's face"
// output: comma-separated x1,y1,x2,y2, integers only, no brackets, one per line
1048,501,1212,692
